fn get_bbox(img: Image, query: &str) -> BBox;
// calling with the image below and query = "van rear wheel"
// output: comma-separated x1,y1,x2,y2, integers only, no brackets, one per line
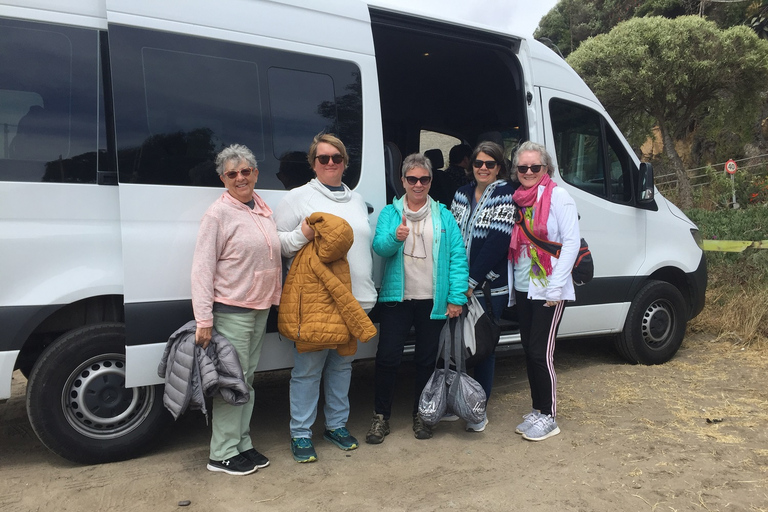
26,323,170,464
615,280,687,365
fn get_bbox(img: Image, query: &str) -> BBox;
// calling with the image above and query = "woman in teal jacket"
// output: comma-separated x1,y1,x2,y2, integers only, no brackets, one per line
365,153,468,444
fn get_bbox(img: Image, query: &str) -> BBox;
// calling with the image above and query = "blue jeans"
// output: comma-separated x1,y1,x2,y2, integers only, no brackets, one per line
470,292,507,401
289,345,355,439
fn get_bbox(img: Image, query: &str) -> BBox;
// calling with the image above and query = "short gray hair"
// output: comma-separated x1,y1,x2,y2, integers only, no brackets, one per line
215,144,257,175
401,153,433,178
511,141,555,181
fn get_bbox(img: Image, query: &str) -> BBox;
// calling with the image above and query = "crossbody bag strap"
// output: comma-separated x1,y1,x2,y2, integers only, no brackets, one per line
515,206,562,258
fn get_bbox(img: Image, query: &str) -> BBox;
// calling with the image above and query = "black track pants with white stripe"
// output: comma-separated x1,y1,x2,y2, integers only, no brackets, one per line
515,290,565,418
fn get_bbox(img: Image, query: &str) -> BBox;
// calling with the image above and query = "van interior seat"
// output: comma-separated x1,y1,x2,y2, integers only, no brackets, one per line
424,148,444,171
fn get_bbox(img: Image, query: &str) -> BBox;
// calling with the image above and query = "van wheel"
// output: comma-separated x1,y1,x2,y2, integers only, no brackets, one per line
26,323,170,464
615,280,687,365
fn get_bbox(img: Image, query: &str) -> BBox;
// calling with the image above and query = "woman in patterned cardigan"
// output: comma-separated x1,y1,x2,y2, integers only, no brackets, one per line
450,140,516,432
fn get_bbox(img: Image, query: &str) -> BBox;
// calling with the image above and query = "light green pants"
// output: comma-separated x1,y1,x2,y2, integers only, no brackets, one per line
209,309,269,461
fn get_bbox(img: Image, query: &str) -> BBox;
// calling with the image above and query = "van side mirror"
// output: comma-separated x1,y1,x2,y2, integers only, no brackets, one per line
637,162,654,203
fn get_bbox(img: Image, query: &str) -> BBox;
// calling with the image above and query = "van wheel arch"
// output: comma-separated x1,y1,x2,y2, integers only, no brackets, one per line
615,280,687,365
16,295,124,378
26,323,170,464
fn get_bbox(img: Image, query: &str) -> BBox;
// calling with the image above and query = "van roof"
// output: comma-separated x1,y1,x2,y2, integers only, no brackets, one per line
1,0,534,42
367,0,532,40
1,0,599,104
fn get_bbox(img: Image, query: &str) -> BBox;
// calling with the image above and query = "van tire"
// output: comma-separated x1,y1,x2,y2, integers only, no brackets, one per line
26,323,170,464
615,280,687,365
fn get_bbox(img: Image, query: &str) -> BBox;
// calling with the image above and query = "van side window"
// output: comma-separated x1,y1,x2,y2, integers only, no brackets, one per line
109,25,363,190
269,68,335,159
550,99,633,204
0,18,100,183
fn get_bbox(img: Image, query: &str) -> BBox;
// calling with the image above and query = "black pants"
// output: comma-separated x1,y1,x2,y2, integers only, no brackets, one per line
374,300,444,419
515,290,566,418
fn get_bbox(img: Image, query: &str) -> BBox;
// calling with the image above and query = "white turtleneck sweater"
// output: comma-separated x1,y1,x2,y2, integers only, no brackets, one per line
274,178,378,310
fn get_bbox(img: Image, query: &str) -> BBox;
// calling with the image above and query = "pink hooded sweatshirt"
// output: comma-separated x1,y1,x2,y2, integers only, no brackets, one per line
191,191,282,328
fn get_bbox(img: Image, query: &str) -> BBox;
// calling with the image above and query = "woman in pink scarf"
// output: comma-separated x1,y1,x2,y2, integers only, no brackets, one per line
508,141,580,442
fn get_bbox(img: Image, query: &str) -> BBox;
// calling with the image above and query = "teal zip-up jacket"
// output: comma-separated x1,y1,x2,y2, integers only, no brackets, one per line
373,196,469,319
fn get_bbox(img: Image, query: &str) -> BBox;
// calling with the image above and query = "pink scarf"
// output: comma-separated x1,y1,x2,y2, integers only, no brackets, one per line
509,173,557,278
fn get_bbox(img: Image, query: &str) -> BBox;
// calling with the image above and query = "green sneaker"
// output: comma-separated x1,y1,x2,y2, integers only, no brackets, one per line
323,427,359,450
291,437,317,463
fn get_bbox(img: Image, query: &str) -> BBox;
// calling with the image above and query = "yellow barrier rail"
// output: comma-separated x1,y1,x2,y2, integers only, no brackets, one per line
702,240,768,252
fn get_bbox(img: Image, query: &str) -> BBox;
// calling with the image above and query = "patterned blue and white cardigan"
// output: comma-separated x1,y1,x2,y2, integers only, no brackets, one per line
450,179,516,297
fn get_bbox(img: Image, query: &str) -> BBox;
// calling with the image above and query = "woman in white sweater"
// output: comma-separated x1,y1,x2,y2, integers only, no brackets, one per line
508,141,580,442
274,133,377,463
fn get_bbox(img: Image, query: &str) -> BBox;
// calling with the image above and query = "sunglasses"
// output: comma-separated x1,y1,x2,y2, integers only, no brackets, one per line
315,154,344,165
224,167,255,180
472,159,498,170
517,165,545,174
404,175,432,186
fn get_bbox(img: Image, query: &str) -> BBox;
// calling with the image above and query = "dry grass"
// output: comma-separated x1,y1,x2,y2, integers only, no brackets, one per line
563,331,768,443
689,282,768,348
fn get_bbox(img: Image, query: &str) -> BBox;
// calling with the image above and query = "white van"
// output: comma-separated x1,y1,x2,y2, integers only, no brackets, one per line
0,0,706,464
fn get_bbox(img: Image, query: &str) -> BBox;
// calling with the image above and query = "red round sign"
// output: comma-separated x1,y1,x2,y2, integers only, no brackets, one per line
725,159,737,175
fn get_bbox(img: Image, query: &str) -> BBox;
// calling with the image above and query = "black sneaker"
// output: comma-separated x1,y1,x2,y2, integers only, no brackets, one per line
207,454,258,475
413,415,433,440
241,448,270,468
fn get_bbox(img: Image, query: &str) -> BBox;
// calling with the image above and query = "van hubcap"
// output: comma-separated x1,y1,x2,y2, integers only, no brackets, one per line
641,300,673,348
62,354,155,440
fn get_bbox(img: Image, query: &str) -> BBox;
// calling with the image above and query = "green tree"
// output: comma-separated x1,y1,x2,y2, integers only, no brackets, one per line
567,16,768,208
535,0,754,57
535,0,605,56
748,1,768,40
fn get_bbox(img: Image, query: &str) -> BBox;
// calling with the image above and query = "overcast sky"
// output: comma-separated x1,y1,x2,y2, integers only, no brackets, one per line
374,0,560,37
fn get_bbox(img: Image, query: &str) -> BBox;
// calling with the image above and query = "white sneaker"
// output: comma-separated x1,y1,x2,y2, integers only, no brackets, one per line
465,416,488,432
522,414,560,441
440,413,460,422
515,410,540,435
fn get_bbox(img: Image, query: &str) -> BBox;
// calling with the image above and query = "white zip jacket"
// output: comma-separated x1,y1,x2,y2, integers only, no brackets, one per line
509,185,580,304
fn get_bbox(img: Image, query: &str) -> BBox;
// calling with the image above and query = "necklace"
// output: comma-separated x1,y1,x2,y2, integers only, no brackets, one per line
405,217,428,259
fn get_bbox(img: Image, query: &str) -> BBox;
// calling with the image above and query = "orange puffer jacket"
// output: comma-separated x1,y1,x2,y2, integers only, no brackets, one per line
278,212,377,355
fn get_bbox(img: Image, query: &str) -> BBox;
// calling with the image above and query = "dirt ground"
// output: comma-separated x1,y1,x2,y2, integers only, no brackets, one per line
1,331,767,512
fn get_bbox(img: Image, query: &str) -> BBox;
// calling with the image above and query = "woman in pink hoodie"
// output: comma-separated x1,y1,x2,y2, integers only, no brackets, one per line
191,144,281,476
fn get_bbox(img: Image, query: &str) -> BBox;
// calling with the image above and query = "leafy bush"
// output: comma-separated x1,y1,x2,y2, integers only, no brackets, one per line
685,206,768,344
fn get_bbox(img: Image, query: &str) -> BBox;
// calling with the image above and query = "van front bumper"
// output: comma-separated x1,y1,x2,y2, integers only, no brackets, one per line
686,252,707,320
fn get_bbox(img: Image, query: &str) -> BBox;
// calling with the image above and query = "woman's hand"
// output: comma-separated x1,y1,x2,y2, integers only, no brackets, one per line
195,326,212,349
300,218,315,241
544,300,559,308
446,303,463,318
465,287,474,298
395,214,409,242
